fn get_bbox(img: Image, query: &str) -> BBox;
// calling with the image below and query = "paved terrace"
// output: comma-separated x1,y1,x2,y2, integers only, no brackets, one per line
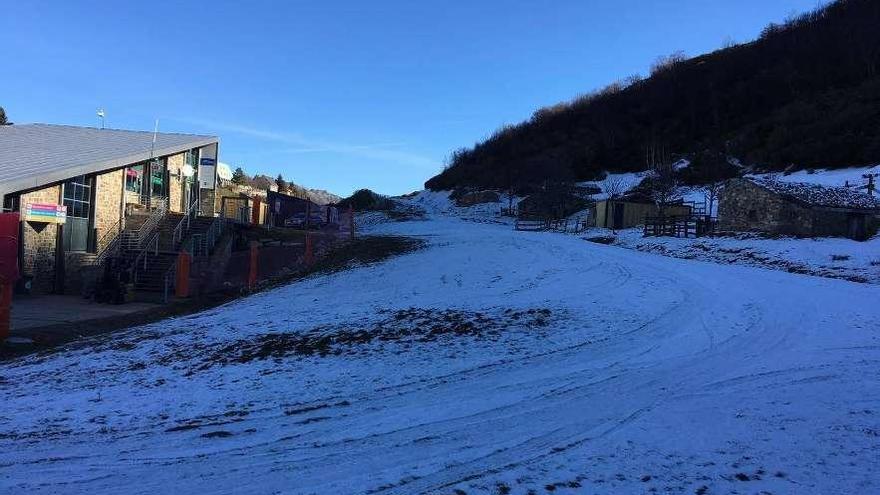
10,295,159,340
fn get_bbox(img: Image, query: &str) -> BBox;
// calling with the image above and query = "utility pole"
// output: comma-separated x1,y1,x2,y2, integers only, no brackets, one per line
863,173,876,197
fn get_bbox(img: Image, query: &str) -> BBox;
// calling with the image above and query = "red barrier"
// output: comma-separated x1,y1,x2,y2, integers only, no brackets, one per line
175,251,191,298
0,213,19,283
0,212,20,340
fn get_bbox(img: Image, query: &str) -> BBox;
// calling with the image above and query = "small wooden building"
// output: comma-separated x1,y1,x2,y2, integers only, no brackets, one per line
593,200,692,230
718,177,880,241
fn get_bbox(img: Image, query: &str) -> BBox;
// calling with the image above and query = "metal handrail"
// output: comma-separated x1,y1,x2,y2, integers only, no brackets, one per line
131,231,159,283
135,197,168,246
171,198,199,249
93,197,167,267
93,214,126,266
118,197,169,253
161,216,229,303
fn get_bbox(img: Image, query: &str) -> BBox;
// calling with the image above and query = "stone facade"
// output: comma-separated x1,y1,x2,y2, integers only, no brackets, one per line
13,147,219,295
199,189,216,217
167,152,185,213
718,178,879,239
95,169,124,253
718,179,815,236
19,185,62,294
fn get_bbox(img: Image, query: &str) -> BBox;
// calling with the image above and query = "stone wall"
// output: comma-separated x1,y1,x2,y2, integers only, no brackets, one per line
167,152,185,213
20,185,61,294
199,189,217,216
94,169,124,252
718,179,814,236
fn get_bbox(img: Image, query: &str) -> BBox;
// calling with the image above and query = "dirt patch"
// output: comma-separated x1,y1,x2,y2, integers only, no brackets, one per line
586,235,617,245
182,308,555,371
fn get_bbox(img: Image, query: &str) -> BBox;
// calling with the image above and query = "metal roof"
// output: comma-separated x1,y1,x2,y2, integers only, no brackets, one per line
0,123,218,198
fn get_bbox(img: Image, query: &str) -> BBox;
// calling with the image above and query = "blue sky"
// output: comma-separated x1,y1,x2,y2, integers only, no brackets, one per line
1,0,820,196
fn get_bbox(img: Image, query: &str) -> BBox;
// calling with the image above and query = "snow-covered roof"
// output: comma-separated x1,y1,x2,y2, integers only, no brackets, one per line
0,123,217,198
748,177,880,210
216,161,234,180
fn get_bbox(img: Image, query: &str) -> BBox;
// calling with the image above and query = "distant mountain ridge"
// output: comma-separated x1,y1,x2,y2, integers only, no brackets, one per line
426,0,880,192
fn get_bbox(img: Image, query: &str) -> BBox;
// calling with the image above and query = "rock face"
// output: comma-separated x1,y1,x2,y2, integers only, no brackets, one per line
455,191,500,207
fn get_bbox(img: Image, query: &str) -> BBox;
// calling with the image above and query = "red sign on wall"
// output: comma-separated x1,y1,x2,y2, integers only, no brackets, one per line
0,213,20,283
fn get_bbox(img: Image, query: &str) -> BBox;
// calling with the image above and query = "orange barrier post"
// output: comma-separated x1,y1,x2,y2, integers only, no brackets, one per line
248,241,259,289
0,283,11,340
175,251,191,298
251,197,261,225
304,232,314,265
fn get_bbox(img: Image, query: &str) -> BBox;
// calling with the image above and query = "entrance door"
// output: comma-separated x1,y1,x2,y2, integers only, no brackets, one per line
183,149,200,212
612,202,625,230
847,213,867,241
62,175,94,252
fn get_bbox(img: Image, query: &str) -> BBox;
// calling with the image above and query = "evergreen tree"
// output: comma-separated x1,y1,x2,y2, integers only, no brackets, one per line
275,174,287,192
0,107,9,125
231,167,248,185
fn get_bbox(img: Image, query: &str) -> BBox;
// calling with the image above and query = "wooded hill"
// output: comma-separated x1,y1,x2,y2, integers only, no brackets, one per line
426,0,880,192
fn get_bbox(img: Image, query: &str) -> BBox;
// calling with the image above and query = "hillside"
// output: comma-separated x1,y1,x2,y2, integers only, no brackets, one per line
234,171,342,205
427,0,880,192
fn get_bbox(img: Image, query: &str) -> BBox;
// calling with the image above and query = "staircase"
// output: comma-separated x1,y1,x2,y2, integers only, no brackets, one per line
129,213,224,294
90,194,231,302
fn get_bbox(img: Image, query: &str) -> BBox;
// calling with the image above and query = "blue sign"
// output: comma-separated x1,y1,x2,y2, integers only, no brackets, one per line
200,158,216,166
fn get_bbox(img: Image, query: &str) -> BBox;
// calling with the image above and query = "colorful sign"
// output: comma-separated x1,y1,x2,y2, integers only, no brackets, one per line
24,203,66,224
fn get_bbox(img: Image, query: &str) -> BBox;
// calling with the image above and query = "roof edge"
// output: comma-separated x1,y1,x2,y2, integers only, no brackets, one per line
0,137,218,198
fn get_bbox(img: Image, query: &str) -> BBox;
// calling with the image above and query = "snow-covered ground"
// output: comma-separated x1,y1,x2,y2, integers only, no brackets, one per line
757,164,880,188
610,228,880,284
1,204,879,494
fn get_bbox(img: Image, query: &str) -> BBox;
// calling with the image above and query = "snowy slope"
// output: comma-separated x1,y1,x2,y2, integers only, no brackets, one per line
0,213,878,494
611,228,880,284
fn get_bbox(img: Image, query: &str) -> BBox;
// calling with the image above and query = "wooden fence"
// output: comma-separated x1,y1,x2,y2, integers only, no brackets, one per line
643,215,717,238
515,217,590,233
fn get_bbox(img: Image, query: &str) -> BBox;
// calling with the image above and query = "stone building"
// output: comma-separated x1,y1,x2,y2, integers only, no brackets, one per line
718,177,880,240
0,124,220,294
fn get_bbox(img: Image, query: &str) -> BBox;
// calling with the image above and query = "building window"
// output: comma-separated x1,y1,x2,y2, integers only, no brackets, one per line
126,164,144,193
2,194,19,212
149,158,166,197
62,175,94,252
185,149,199,168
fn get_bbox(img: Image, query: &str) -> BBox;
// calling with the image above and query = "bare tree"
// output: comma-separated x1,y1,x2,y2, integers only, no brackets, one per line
601,175,628,200
701,180,723,217
601,175,630,233
645,143,681,215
